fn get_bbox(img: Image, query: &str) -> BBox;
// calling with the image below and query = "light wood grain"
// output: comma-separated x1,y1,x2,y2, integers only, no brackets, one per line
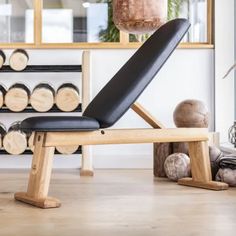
34,0,42,46
1,170,235,236
55,87,80,112
0,93,3,108
3,131,27,155
56,145,79,155
5,88,29,112
15,132,60,208
44,128,209,147
120,31,129,44
207,0,213,44
30,87,54,112
131,102,165,128
9,50,28,71
0,42,214,49
188,141,212,182
81,51,93,176
178,140,228,191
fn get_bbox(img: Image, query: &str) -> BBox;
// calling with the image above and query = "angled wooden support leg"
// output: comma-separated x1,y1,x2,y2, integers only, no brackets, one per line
14,132,61,209
178,141,228,190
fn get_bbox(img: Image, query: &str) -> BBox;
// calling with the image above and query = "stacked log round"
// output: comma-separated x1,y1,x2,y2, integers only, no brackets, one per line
9,49,29,71
55,83,80,112
3,121,28,154
0,84,6,108
5,83,30,112
56,145,79,155
31,83,55,112
0,50,6,69
29,133,78,154
28,132,35,152
0,122,7,149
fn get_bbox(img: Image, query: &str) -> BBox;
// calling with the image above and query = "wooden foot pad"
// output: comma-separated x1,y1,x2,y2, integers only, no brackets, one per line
14,192,61,209
80,170,94,176
178,177,229,191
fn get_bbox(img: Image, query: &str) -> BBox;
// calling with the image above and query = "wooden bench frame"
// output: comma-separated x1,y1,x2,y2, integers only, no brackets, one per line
14,103,228,208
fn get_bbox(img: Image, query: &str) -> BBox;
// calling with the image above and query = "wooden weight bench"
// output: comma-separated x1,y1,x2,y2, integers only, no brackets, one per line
14,19,228,209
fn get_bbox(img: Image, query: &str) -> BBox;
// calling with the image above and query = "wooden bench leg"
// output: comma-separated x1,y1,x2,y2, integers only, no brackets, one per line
178,141,228,190
14,132,61,209
80,145,94,176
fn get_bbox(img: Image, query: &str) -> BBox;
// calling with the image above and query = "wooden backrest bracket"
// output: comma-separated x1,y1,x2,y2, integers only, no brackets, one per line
131,102,165,129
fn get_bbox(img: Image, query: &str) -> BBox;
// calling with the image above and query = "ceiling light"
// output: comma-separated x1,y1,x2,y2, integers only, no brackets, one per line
82,1,90,8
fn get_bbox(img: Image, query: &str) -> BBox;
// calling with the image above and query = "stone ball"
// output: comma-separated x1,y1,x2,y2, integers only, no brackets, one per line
164,153,191,181
216,168,236,186
209,146,224,179
173,99,209,128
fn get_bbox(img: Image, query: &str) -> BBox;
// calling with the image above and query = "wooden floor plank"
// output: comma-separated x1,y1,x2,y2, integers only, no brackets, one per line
0,170,236,236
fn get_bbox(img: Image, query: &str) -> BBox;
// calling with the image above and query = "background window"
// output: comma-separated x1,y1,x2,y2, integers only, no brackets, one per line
0,0,34,43
42,0,114,43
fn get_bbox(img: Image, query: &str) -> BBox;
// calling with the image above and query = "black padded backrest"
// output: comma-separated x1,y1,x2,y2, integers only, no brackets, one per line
84,19,190,128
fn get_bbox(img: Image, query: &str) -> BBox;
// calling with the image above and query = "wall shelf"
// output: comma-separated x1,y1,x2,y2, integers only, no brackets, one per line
0,147,82,155
0,65,82,73
0,104,82,113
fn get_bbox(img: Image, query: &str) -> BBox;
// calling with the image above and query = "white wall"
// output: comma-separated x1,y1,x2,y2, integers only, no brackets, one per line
0,48,214,168
215,0,235,142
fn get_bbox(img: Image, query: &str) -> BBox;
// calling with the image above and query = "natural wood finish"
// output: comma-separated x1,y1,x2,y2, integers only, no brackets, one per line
0,92,4,108
131,102,165,128
0,0,215,51
44,128,209,147
153,132,220,178
178,140,228,190
188,141,211,182
82,51,91,108
153,142,172,177
80,170,94,177
81,51,93,176
1,170,234,235
9,50,29,71
28,132,35,152
3,131,27,155
120,31,129,44
0,57,3,68
207,0,213,44
5,88,29,112
0,43,214,49
15,132,60,208
30,86,55,112
80,146,94,176
56,145,79,155
55,86,80,112
178,178,228,190
14,192,61,209
0,0,213,49
34,0,42,46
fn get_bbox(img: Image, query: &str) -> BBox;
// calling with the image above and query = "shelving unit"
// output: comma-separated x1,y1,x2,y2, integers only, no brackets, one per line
0,51,93,175
0,104,82,113
0,65,82,73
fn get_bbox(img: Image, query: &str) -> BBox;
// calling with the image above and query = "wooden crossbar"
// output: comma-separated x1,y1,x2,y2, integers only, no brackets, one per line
44,128,209,147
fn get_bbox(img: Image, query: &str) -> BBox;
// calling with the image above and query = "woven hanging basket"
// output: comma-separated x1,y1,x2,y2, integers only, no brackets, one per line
113,0,168,34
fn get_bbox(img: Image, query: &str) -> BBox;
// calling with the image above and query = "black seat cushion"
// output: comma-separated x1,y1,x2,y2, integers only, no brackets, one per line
84,19,190,128
20,116,100,132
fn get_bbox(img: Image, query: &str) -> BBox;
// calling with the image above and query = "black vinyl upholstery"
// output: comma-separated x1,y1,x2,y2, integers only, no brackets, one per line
21,116,100,132
84,19,190,128
20,19,190,132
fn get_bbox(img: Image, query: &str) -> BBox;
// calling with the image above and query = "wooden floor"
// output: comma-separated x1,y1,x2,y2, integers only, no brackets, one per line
0,170,236,236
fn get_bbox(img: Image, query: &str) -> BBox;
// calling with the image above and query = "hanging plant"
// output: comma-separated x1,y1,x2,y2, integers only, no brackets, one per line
97,0,187,42
168,0,187,20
